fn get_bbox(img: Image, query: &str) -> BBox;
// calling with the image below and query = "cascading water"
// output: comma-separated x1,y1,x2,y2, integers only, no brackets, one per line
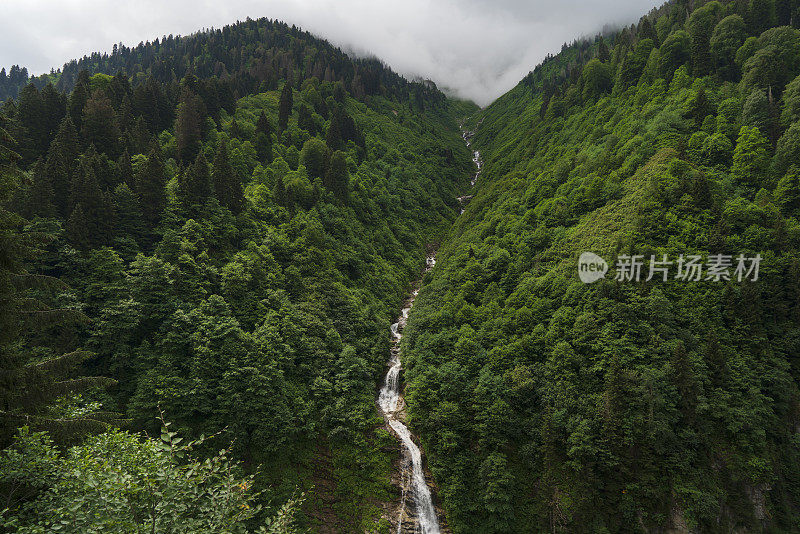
378,255,441,534
457,118,483,213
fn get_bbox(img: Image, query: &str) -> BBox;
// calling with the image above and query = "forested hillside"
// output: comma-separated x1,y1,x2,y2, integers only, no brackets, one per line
0,17,474,532
404,0,800,532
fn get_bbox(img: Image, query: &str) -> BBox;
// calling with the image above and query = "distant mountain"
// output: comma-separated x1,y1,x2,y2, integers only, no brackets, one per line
404,0,800,531
1,17,445,107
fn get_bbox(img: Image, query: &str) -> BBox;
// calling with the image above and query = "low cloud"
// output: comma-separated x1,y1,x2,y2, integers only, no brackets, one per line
0,0,662,106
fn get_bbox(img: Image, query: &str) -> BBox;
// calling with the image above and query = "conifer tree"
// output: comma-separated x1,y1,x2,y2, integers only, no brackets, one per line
278,82,293,131
175,86,203,163
1,117,114,444
212,141,244,213
256,111,272,138
68,161,115,248
638,17,659,46
135,142,167,229
177,151,212,211
26,158,55,218
82,90,120,157
326,117,343,151
66,203,91,250
112,182,145,243
254,111,273,163
748,0,777,36
117,149,134,190
67,70,90,129
16,83,46,162
52,115,80,168
44,116,81,217
686,3,718,77
297,104,315,135
597,38,611,62
324,150,349,203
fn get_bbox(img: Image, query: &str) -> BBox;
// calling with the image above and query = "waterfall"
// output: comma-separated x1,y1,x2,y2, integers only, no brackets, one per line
378,255,440,534
458,118,483,212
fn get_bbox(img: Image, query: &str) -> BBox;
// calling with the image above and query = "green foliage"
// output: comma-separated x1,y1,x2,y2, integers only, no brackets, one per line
299,137,328,179
741,88,773,136
1,25,476,528
0,425,303,533
711,15,747,80
732,125,771,188
658,30,691,80
772,121,800,176
400,3,800,530
782,73,800,125
740,26,800,95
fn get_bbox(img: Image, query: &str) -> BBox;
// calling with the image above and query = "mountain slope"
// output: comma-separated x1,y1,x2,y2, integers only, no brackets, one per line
0,18,476,532
404,1,800,532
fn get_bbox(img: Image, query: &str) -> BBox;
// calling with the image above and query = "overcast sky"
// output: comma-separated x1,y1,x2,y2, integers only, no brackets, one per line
0,0,662,106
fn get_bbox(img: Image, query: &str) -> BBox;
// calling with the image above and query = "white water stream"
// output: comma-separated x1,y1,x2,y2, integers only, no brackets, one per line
458,118,483,213
378,255,440,534
378,119,482,532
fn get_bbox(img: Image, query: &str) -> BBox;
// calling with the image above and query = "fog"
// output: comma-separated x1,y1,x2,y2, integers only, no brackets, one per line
0,0,663,106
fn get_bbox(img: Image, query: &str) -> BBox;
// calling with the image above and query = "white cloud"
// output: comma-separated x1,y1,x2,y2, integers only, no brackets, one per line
0,0,662,106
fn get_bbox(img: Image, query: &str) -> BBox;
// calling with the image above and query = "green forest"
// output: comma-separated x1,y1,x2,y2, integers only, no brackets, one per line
3,0,800,532
403,0,800,532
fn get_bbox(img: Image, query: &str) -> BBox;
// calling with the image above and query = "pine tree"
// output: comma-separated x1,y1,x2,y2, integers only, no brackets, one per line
66,203,91,250
67,70,90,130
324,150,349,203
68,161,115,248
1,117,115,444
118,149,134,190
112,183,145,243
135,142,167,229
82,90,120,157
212,141,244,213
175,86,203,163
326,117,343,151
178,152,212,211
598,38,611,62
40,83,66,145
16,83,46,162
26,158,55,218
278,82,293,131
256,111,272,138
